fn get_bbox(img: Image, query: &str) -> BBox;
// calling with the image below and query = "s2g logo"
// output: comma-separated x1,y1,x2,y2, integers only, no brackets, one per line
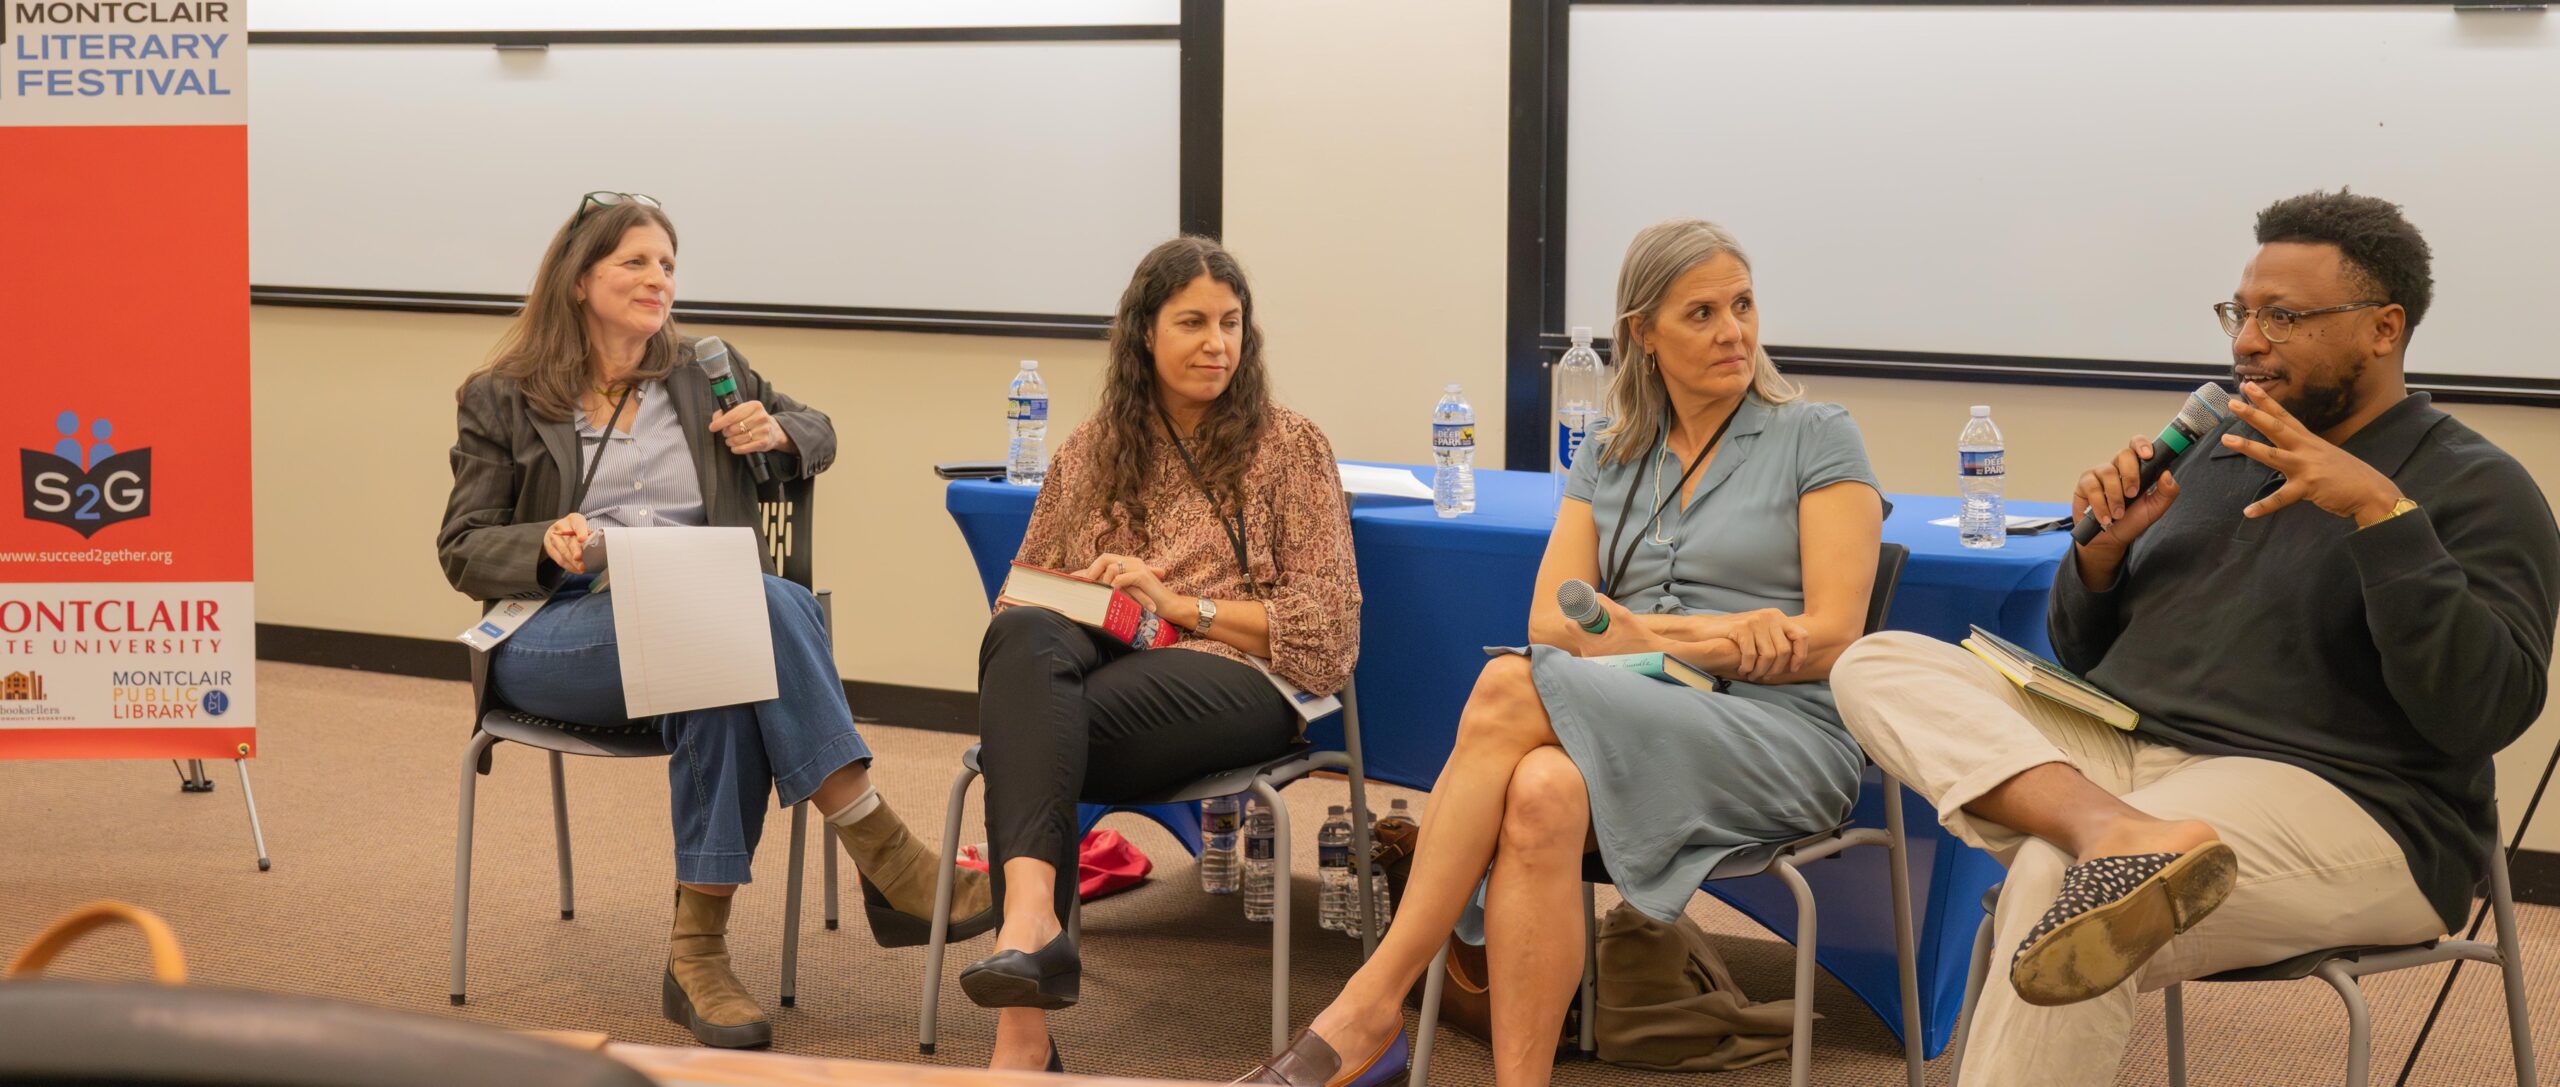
21,412,154,538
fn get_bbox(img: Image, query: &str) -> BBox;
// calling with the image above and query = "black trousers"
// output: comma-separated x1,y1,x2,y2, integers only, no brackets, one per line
976,605,1299,924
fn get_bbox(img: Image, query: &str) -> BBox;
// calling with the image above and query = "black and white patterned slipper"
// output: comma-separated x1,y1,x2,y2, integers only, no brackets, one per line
2008,841,2237,1007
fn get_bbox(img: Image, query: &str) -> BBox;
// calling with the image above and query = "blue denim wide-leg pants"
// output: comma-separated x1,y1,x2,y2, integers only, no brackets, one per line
491,573,872,885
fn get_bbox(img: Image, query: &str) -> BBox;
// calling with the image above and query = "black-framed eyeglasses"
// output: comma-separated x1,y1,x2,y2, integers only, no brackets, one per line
2213,300,2384,344
572,191,660,227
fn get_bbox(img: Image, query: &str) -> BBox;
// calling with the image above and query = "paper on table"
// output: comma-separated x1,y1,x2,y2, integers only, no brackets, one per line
603,526,780,717
1337,462,1435,498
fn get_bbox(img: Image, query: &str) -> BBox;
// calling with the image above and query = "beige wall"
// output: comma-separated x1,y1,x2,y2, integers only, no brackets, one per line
252,306,1106,694
252,0,2560,847
1222,0,1511,466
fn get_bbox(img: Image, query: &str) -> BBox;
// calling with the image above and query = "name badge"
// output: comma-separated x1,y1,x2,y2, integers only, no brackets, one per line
458,597,549,653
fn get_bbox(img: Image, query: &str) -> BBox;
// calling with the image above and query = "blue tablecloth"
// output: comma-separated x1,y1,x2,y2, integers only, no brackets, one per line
946,466,2070,1056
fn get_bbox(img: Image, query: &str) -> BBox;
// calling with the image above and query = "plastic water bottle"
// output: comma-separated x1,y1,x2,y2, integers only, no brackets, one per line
1005,360,1048,486
1365,858,1391,939
1433,384,1477,518
1243,800,1278,922
1199,795,1241,895
1959,405,2006,549
1553,327,1606,483
1317,805,1353,932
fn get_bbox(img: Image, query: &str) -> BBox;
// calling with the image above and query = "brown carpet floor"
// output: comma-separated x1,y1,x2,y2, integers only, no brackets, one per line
2,663,2549,1085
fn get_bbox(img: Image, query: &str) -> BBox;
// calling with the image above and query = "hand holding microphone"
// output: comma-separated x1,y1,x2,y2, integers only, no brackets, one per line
1557,579,1612,634
1556,579,1652,656
694,336,779,484
2072,382,2232,548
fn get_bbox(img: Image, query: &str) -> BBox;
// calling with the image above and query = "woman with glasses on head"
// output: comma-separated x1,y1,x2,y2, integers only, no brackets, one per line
964,236,1361,1073
1238,219,1884,1087
436,192,994,1050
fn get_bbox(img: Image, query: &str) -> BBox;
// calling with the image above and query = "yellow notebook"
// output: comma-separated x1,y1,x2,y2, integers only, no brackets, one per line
1960,626,2139,731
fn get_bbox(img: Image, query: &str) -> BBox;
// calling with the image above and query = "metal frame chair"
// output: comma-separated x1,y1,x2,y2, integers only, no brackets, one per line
1411,543,1924,1087
916,680,1379,1055
1951,825,2536,1087
449,475,841,1007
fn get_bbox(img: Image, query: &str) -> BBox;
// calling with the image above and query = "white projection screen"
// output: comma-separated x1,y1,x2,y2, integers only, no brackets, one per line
248,3,1183,317
1565,5,2560,387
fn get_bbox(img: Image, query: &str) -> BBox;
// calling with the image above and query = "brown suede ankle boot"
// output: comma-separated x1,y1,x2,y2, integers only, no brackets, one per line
834,799,997,948
661,886,772,1049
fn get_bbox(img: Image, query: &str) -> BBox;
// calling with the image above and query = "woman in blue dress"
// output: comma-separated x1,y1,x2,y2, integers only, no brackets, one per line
1239,219,1886,1087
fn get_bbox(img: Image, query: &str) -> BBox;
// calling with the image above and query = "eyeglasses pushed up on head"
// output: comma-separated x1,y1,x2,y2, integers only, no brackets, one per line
572,191,660,227
2212,300,2383,344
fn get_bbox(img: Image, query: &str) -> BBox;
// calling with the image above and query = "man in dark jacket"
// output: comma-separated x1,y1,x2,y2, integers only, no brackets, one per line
1832,190,2559,1085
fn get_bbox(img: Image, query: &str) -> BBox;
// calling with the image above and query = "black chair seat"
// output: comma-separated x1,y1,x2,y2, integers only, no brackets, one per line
958,740,1318,806
479,707,665,759
1576,824,1852,889
2198,942,2431,983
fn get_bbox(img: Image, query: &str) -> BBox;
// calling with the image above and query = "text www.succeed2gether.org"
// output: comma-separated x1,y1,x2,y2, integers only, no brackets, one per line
0,548,176,566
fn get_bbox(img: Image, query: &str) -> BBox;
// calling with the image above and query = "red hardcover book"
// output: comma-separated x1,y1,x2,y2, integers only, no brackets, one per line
997,562,1180,649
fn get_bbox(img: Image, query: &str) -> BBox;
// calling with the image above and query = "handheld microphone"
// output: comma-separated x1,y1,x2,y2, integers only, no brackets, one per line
693,336,772,485
1557,579,1609,635
2071,382,2232,545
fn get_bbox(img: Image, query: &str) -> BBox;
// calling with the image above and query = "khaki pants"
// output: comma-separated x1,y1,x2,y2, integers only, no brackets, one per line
1832,632,2443,1087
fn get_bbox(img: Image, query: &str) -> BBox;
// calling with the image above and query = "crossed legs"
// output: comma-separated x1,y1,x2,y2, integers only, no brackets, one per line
1298,653,1593,1087
1833,632,2440,1085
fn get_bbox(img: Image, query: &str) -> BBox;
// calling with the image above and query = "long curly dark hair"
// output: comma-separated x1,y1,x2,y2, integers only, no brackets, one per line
1088,236,1271,545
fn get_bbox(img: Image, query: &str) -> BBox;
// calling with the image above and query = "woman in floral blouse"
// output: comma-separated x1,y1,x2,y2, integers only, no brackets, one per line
957,236,1361,1072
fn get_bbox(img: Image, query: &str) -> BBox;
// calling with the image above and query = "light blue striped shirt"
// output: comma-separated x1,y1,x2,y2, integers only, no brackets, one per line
572,380,706,529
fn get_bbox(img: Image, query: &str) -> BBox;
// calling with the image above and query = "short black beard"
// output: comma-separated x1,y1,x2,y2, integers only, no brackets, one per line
2281,357,2365,435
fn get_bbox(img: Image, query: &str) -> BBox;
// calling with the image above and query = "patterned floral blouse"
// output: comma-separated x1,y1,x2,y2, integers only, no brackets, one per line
1014,404,1362,696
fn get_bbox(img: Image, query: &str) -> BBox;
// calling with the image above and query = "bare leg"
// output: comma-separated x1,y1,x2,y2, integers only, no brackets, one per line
1968,762,2216,863
1296,655,1561,1063
679,883,736,897
990,857,1062,1070
1483,747,1592,1087
810,760,873,816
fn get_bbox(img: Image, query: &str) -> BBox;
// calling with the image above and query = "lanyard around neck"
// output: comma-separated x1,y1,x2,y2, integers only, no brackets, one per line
566,387,634,515
1157,405,1256,595
1599,401,1740,597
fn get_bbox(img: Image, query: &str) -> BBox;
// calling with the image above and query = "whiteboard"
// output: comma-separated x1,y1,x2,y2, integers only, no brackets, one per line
248,39,1180,315
251,1,1178,32
1567,6,2560,384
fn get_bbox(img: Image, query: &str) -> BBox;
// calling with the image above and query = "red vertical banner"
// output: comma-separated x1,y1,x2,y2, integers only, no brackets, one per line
0,4,253,759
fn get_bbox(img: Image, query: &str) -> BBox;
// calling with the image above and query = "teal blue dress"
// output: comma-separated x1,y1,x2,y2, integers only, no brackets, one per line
1463,395,1882,939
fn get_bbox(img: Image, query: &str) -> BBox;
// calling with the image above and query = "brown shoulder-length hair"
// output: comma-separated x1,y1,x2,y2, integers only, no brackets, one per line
462,200,684,423
1088,236,1272,545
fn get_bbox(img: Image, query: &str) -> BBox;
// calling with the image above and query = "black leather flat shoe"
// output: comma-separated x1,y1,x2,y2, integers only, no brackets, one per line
859,873,998,949
1047,1034,1064,1074
958,929,1081,1010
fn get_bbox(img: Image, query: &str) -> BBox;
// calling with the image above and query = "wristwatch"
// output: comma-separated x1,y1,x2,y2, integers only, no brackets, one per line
2364,497,2421,529
1195,596,1219,633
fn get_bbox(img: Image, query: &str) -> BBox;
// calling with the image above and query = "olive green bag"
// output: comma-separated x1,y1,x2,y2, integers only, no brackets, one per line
1591,901,1802,1071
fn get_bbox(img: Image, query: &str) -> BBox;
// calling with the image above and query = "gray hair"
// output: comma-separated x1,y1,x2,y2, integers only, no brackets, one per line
1599,218,1800,467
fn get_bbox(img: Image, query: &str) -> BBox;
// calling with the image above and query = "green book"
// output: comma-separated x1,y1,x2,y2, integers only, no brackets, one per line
1587,651,1722,693
1961,625,2139,730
